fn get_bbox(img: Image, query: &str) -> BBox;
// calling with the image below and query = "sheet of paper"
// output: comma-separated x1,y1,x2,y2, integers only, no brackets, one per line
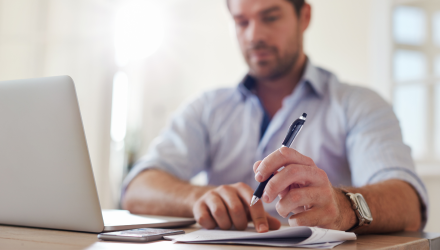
194,239,345,249
165,226,355,245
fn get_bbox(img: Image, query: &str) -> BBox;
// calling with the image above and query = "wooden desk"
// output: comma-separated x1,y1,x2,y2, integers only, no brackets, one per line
0,225,435,250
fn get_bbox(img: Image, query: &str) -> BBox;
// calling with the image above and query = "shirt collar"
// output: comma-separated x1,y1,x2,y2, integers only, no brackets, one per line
300,59,325,98
237,58,325,100
237,75,257,100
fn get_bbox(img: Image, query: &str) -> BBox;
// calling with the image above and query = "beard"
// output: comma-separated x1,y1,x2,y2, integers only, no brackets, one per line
245,41,300,81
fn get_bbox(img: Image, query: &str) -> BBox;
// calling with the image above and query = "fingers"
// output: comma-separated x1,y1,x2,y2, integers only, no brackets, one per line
275,187,325,218
291,206,306,214
263,166,328,203
233,182,270,233
194,182,279,233
204,192,232,230
288,207,336,228
255,147,314,182
278,183,305,200
216,186,248,230
194,183,271,232
253,160,262,173
193,200,216,229
288,209,322,227
278,186,289,199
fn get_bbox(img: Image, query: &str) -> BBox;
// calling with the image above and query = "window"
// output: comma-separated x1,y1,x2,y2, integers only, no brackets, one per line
392,2,440,166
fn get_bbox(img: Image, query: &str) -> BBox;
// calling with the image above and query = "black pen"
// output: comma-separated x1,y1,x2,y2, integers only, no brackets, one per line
250,113,307,206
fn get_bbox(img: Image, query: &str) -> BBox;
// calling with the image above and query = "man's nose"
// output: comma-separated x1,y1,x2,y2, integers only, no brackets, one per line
244,21,268,44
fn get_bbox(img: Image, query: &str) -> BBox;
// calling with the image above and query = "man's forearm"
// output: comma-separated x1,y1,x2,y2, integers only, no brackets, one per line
122,169,213,217
342,179,423,234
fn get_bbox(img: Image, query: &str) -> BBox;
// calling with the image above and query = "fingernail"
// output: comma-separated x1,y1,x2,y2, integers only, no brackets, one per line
255,172,263,181
263,192,269,202
258,224,268,232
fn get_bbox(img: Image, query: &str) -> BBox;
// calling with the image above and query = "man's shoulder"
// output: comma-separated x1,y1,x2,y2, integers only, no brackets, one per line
311,65,392,122
324,78,394,128
316,69,387,107
338,84,388,110
307,65,376,102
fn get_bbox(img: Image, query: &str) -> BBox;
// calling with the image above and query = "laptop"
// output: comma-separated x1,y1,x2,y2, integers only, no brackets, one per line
0,76,195,233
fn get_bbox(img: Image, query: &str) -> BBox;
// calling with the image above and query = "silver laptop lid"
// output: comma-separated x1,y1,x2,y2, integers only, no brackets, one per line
0,76,104,232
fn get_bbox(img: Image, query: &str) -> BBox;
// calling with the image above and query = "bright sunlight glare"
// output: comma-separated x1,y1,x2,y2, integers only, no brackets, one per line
110,71,129,142
114,0,164,67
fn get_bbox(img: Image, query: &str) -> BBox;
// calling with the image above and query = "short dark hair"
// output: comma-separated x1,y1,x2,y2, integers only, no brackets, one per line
287,0,305,16
227,0,305,16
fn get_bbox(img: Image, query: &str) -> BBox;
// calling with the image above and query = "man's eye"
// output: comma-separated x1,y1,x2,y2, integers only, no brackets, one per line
263,16,279,23
237,20,249,28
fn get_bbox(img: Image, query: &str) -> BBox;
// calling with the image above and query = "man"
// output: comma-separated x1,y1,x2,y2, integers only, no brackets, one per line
122,0,428,234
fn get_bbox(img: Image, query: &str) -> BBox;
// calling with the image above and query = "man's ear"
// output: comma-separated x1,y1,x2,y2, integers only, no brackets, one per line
300,3,311,32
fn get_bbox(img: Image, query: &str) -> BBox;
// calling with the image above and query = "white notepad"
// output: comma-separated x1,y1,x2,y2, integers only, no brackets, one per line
164,226,356,249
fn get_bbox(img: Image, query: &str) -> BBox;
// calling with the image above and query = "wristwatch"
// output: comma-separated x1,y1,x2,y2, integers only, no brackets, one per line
341,189,373,231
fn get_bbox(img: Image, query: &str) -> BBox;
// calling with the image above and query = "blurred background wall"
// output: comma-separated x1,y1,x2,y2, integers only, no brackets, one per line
0,0,439,232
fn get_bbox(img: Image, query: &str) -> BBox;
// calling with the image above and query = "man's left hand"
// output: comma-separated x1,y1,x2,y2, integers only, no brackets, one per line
253,147,357,230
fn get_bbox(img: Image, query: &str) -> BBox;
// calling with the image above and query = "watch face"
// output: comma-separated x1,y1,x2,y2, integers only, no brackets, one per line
355,194,373,222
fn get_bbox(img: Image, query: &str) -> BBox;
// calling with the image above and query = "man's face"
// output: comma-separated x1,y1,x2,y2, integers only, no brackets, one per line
229,0,308,80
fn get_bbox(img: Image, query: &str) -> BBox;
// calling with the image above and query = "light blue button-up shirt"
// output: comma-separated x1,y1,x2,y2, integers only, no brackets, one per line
123,60,428,225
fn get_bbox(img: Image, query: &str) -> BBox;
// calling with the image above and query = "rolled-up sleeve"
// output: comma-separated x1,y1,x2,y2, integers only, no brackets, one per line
122,93,209,193
344,87,429,228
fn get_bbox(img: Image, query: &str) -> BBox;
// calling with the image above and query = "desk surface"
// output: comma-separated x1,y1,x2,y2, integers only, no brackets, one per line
0,225,433,250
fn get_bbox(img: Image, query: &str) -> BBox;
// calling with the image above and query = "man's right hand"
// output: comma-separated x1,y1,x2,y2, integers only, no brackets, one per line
192,182,281,233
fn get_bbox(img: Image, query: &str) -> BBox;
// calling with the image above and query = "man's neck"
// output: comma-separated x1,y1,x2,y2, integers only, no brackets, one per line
255,54,307,118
